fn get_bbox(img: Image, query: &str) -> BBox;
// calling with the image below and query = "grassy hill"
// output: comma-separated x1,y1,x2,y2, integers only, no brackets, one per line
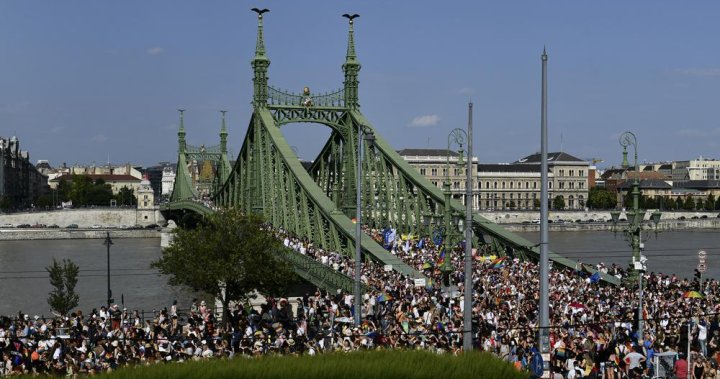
103,350,529,379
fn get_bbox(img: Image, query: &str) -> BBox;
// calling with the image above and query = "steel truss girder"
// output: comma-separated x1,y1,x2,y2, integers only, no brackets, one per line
269,106,347,131
214,108,425,283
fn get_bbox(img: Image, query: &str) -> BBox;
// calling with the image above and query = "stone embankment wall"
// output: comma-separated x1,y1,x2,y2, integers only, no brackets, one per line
0,229,159,240
479,210,719,224
0,208,164,228
503,218,720,232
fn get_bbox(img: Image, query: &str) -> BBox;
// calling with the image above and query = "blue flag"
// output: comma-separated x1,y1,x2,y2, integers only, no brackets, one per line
590,271,601,283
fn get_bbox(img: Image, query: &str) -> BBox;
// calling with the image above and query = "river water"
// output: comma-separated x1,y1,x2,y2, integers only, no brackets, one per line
0,238,199,316
515,230,720,280
0,231,718,315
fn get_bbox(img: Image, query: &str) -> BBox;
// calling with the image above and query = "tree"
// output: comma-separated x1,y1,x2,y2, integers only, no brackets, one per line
506,201,516,209
0,195,11,211
532,199,541,209
56,179,71,202
704,194,716,211
552,195,565,210
36,194,53,209
46,258,80,316
586,187,616,209
115,186,136,206
69,175,94,206
683,196,696,211
152,209,295,325
665,196,675,210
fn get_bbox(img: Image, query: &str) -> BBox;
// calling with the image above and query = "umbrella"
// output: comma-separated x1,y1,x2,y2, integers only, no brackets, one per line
568,302,586,309
683,291,703,298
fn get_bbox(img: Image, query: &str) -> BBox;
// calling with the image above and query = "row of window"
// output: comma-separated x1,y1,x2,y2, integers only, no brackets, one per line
418,167,585,178
557,169,585,177
480,180,586,190
419,168,468,176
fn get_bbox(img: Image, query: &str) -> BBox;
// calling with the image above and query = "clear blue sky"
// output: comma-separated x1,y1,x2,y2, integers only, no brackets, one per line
1,1,718,168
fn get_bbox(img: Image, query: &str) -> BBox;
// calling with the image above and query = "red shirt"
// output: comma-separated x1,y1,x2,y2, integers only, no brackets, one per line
674,358,688,379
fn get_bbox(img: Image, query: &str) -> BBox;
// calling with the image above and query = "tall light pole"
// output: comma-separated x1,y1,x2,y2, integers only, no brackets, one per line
104,232,114,308
355,125,374,326
538,47,550,360
610,131,661,342
463,102,474,351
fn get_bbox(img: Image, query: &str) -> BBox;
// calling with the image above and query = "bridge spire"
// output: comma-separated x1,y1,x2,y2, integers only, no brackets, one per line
342,14,361,109
220,110,228,154
177,109,186,154
251,8,271,107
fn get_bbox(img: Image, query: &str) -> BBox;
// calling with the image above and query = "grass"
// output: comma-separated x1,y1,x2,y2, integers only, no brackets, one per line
104,350,529,379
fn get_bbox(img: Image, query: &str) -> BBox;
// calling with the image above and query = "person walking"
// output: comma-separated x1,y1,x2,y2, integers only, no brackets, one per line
675,353,689,379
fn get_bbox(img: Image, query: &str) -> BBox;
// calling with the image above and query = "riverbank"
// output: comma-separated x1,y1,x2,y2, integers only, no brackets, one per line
503,218,720,232
0,228,160,240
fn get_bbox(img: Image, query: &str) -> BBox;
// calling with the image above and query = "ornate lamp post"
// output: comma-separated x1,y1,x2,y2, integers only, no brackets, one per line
609,131,661,341
354,124,375,326
422,103,474,351
104,232,114,309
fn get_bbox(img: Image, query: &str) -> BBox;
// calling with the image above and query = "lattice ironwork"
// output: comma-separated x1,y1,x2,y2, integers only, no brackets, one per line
268,86,345,108
162,10,619,289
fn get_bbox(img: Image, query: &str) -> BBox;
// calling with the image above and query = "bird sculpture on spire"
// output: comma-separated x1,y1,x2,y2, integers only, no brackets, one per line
342,13,359,24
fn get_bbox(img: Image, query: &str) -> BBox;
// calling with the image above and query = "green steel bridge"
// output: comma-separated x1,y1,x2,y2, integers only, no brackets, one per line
160,11,618,291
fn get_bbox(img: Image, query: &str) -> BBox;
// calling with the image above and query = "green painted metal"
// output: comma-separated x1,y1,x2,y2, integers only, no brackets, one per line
167,11,617,286
279,247,371,294
160,199,214,216
170,110,197,203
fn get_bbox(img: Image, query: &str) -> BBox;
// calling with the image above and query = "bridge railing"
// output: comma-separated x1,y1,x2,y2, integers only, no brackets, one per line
267,86,345,108
279,248,370,294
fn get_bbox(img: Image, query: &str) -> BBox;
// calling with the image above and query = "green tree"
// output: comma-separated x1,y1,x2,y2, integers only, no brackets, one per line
506,201,516,209
56,179,71,202
88,182,113,205
69,175,94,206
683,196,696,210
662,196,673,210
36,194,53,209
46,258,80,316
115,186,137,206
586,187,616,209
552,195,565,210
704,194,716,211
152,209,295,325
675,196,684,210
0,195,11,211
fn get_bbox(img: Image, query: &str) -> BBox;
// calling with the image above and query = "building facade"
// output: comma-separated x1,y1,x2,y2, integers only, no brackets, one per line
477,164,545,210
512,152,590,210
672,157,720,181
397,148,479,209
0,136,47,210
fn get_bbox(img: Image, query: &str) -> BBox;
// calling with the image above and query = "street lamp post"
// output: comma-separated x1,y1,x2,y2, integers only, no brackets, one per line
463,102,473,352
441,128,467,288
609,131,662,342
355,125,375,326
104,232,114,309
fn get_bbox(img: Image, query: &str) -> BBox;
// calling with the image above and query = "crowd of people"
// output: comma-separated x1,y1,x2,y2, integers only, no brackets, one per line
1,225,719,378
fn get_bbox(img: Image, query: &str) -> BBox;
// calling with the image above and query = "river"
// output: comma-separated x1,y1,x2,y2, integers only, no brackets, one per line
0,237,199,316
0,230,718,315
515,230,720,280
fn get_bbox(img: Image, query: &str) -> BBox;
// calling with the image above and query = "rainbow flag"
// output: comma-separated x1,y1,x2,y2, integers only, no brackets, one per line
437,248,446,266
376,292,394,303
491,257,506,269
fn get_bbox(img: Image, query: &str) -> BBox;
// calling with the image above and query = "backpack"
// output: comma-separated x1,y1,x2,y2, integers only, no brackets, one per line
531,351,544,378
